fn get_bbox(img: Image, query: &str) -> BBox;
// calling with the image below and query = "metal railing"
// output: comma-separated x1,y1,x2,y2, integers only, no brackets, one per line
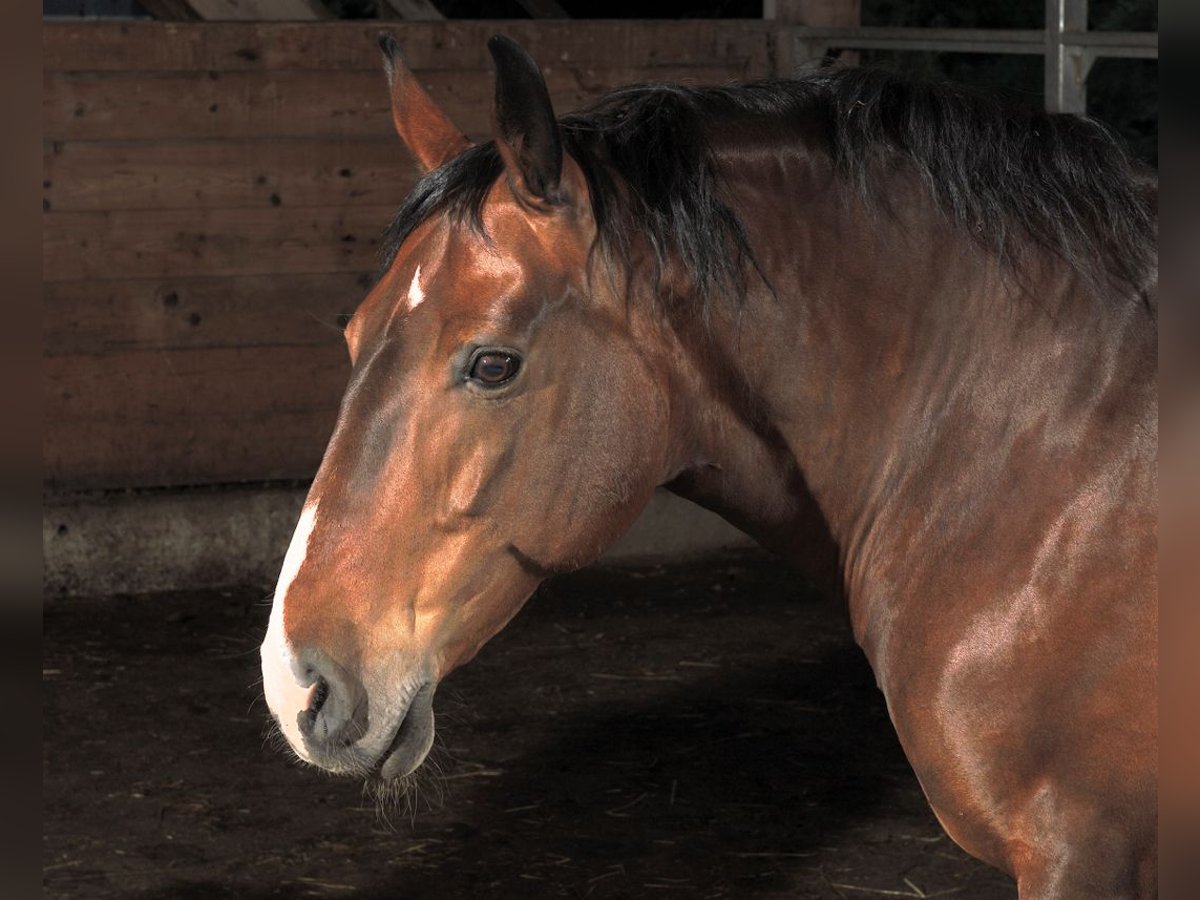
785,0,1157,114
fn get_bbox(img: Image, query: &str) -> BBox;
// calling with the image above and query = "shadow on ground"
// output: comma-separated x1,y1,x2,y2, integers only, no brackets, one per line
44,552,1015,899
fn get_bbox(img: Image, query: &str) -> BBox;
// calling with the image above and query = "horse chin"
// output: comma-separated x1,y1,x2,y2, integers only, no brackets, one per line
376,682,436,782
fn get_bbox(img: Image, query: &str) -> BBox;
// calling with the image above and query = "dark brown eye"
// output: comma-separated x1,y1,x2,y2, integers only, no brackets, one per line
468,350,521,386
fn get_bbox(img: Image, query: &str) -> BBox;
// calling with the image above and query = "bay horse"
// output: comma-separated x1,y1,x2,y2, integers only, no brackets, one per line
261,34,1157,898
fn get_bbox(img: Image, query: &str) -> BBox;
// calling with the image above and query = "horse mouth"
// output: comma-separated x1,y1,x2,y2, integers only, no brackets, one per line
375,682,436,781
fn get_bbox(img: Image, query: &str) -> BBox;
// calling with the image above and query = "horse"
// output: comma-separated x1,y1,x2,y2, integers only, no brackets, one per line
260,33,1157,898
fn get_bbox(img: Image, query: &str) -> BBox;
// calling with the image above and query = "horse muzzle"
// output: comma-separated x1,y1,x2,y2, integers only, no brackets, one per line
260,629,436,781
373,682,436,781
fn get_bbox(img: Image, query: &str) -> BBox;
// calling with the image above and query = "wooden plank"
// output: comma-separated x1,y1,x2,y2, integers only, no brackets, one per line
45,346,348,427
380,0,444,20
44,64,746,142
45,345,349,489
43,69,397,142
42,204,395,281
186,0,331,20
137,0,200,20
42,21,772,74
43,139,418,212
44,273,372,356
46,410,336,488
38,19,777,493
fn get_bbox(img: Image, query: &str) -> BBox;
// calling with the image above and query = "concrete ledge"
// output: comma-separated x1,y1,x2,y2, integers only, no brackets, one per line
43,486,753,597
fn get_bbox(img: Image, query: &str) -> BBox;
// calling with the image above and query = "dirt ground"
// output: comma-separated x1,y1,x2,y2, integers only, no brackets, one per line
44,551,1017,899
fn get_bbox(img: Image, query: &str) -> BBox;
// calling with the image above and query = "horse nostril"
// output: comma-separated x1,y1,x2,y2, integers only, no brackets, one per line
297,676,330,738
308,676,330,715
288,657,367,753
292,662,368,750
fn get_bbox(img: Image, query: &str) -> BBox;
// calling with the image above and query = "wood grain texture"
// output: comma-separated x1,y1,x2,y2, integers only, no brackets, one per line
44,273,371,356
42,20,773,490
43,205,394,281
43,69,397,142
45,345,350,488
43,139,418,212
186,0,332,20
44,64,748,142
42,21,773,74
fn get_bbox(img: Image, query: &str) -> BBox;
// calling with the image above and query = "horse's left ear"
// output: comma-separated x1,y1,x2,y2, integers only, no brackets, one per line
379,32,471,173
488,34,569,208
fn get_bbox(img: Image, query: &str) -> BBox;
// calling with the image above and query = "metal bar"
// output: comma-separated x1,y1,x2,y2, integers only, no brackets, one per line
791,37,1153,59
792,26,1044,44
1062,30,1158,49
793,33,1044,55
780,0,1156,112
787,26,1156,57
1046,0,1090,113
1073,44,1156,59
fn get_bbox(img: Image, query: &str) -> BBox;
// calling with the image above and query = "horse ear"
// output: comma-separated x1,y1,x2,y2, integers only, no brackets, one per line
378,32,471,173
487,34,566,207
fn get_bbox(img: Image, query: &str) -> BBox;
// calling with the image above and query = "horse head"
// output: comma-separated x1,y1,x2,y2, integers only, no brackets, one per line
260,36,675,781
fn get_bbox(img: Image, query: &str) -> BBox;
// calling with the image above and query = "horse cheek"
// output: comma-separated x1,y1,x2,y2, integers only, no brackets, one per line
582,362,670,544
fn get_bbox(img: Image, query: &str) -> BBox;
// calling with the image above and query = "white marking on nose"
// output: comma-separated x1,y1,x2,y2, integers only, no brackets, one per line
261,500,321,760
276,501,319,606
406,264,425,311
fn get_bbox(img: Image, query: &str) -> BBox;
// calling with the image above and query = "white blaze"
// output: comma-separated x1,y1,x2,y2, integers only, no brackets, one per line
275,501,319,606
406,265,425,311
261,501,321,759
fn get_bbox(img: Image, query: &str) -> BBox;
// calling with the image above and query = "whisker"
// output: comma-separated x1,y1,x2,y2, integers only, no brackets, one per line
304,310,351,337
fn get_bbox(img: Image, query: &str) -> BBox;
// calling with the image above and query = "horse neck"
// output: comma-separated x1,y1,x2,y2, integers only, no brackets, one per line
657,149,1153,610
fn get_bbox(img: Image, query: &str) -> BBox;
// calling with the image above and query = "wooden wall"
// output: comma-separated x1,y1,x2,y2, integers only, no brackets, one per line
43,21,774,491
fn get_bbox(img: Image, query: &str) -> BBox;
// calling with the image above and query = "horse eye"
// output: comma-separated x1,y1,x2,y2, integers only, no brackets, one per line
468,350,521,386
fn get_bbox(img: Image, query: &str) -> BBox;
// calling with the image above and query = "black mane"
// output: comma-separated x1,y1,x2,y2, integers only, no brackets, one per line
381,68,1156,307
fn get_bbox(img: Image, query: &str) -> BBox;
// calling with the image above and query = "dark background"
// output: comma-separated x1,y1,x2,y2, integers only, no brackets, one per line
43,0,1159,167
